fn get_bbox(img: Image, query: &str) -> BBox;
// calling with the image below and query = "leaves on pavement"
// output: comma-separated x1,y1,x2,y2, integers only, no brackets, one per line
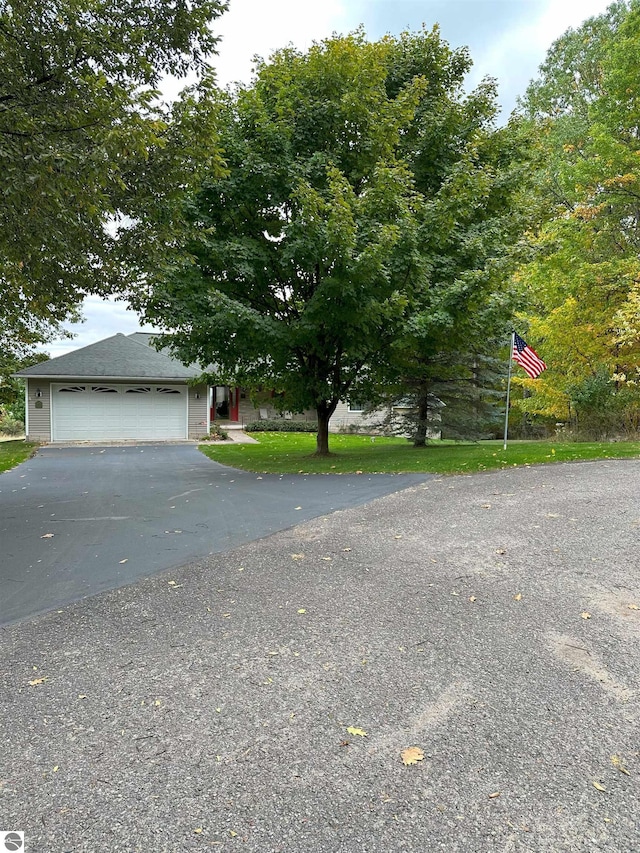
28,676,48,686
346,726,367,737
581,611,592,619
611,755,631,775
401,746,424,766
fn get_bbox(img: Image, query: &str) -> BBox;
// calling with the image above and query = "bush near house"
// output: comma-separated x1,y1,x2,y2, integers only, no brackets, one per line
0,414,24,436
246,420,318,433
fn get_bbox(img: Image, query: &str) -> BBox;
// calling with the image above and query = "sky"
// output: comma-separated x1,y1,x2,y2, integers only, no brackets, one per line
45,0,614,357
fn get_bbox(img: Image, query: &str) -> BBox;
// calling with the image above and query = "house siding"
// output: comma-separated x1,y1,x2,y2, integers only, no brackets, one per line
26,379,52,442
329,401,442,438
329,400,383,433
236,393,315,425
188,384,209,439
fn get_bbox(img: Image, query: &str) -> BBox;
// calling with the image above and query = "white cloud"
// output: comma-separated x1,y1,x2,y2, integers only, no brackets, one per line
468,0,613,113
211,0,363,88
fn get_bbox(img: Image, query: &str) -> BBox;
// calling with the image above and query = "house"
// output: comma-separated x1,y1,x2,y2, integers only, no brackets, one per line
15,332,441,442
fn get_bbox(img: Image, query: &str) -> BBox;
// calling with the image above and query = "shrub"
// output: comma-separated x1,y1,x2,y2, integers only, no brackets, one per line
203,424,229,441
246,419,318,432
0,415,25,436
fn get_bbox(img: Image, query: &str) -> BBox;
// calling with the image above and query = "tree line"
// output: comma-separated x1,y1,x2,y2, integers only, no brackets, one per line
3,0,640,450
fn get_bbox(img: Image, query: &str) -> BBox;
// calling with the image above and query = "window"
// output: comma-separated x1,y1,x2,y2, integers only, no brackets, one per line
347,398,369,413
91,386,118,393
126,387,151,393
58,386,86,393
156,387,181,394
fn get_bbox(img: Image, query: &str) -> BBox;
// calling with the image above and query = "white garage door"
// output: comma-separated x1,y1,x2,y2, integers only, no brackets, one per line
51,384,188,441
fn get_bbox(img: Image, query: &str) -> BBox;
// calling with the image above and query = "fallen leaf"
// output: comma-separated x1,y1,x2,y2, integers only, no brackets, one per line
343,548,352,552
321,557,332,561
52,766,59,772
291,553,305,560
297,608,306,614
514,593,522,601
40,533,54,538
28,676,48,686
628,603,639,610
593,781,606,791
488,792,501,799
119,559,128,564
167,580,177,586
495,549,506,555
611,755,631,775
481,504,491,509
194,828,203,834
469,596,477,603
340,740,350,747
394,535,402,539
294,506,302,511
346,726,367,737
78,695,87,700
401,746,424,766
581,611,592,620
229,830,237,837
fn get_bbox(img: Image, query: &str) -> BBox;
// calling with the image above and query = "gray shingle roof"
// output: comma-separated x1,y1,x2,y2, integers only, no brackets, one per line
15,333,200,380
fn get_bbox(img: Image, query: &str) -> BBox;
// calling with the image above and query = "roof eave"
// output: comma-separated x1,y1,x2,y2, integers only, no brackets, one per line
13,374,204,382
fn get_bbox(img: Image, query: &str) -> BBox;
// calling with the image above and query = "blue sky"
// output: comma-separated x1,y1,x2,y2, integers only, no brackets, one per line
47,0,614,356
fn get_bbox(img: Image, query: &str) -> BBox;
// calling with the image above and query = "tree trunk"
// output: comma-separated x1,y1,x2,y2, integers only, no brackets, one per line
315,401,335,455
413,389,429,448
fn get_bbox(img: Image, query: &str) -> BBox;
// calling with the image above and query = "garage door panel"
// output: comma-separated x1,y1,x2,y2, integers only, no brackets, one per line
52,384,188,441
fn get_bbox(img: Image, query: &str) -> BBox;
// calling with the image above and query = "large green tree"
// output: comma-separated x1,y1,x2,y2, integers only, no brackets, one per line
139,27,525,454
0,0,227,356
140,30,443,454
376,98,533,445
514,0,640,434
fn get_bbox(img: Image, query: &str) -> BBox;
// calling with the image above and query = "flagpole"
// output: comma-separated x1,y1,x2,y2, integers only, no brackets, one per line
503,331,515,451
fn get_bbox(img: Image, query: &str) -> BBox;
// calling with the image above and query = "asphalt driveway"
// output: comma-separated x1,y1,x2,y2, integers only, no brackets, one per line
1,459,639,851
0,444,425,625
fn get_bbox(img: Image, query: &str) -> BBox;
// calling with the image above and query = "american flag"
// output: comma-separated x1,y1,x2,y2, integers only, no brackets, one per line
512,332,546,379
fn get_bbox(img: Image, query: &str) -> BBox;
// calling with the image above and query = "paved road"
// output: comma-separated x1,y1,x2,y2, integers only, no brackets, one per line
0,444,426,625
2,459,639,852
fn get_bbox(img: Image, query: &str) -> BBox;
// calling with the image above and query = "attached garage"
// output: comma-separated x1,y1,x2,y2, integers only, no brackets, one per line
16,333,211,443
51,383,188,441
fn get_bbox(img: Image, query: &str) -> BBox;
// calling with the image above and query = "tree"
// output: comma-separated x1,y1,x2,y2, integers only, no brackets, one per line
378,113,533,446
0,350,50,424
139,30,444,454
514,0,640,434
0,0,227,356
354,28,535,447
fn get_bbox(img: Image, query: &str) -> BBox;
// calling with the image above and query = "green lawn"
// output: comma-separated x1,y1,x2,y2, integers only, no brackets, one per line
199,432,640,475
0,440,37,473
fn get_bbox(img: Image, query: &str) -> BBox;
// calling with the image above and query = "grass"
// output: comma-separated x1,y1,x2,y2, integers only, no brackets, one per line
198,432,640,475
0,440,37,473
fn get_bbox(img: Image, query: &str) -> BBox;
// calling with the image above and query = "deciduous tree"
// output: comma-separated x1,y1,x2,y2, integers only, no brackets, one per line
0,0,227,356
